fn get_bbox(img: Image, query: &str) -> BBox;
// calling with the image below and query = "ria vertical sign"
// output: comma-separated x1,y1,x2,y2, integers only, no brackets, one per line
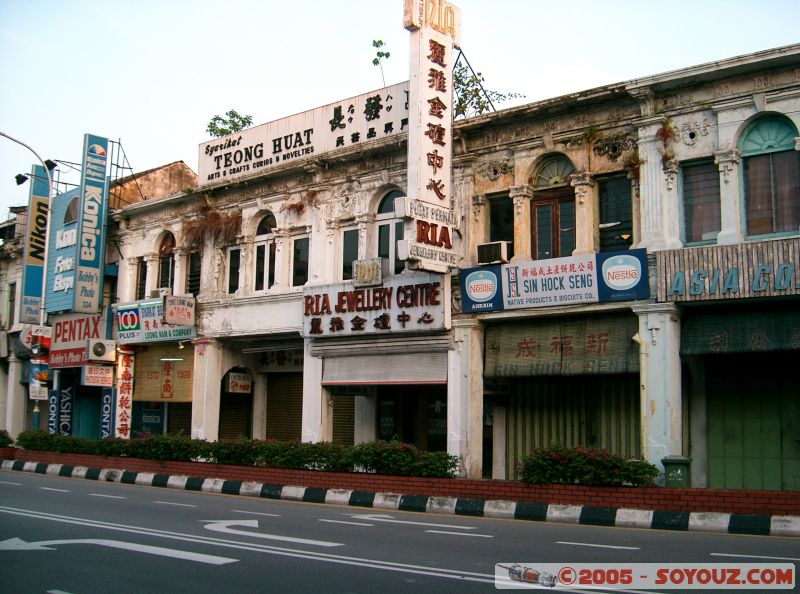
74,134,109,313
20,164,50,323
399,0,461,273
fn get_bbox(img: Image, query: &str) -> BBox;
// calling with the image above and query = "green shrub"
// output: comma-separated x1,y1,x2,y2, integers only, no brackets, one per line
0,430,13,448
519,444,658,487
125,433,203,462
351,439,458,477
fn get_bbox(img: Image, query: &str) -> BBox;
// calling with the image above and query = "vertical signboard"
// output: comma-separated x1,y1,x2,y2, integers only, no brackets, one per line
47,389,59,434
100,388,114,439
20,164,50,323
115,351,134,438
45,188,80,313
74,134,109,313
400,0,460,272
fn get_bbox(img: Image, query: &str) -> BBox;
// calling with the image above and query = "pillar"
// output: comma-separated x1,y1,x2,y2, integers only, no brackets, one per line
301,341,329,442
570,172,597,255
714,148,744,245
191,339,223,441
508,185,532,261
631,302,682,477
144,253,159,297
251,371,267,440
447,318,484,478
5,354,26,437
354,393,376,444
173,248,187,296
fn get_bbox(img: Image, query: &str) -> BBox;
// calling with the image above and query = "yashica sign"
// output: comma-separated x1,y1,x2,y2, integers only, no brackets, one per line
82,364,114,387
400,0,460,273
163,295,196,327
302,272,449,337
198,82,409,184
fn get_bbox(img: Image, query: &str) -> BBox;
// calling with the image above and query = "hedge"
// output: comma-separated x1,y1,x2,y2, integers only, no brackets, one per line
13,431,459,478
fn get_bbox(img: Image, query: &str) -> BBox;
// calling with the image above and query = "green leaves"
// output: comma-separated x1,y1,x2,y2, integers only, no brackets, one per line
206,109,254,138
519,444,658,487
372,39,391,86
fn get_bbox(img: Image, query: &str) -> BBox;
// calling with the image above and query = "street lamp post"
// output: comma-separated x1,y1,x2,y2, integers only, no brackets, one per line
0,130,54,431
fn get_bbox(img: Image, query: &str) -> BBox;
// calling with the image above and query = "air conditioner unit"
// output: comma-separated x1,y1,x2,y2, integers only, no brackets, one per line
150,288,172,298
477,241,511,265
87,339,116,362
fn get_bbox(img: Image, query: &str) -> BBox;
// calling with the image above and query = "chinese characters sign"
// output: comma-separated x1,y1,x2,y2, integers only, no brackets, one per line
198,82,409,184
460,250,649,313
302,273,449,337
115,351,134,438
163,295,196,326
400,0,460,273
116,299,197,344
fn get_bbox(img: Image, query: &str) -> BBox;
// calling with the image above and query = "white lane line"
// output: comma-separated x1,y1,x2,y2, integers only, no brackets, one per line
712,552,800,562
89,494,126,499
0,481,21,485
154,501,196,508
425,530,493,538
557,541,640,550
40,487,70,493
231,509,281,517
319,519,374,527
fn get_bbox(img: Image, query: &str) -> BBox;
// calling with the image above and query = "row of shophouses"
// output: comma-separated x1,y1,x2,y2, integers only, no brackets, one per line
1,42,799,489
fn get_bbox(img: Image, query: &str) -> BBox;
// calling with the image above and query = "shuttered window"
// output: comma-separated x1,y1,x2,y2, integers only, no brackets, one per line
332,395,355,446
219,393,252,442
681,160,720,243
166,402,192,435
266,373,303,441
598,175,633,252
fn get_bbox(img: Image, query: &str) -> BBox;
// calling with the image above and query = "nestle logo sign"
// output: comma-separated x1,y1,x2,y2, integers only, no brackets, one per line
602,255,641,291
465,270,498,302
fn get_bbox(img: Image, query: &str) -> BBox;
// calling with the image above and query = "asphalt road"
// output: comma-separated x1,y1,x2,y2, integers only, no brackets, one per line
0,470,798,593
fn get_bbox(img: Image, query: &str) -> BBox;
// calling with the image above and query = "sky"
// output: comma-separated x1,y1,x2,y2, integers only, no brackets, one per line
1,0,799,220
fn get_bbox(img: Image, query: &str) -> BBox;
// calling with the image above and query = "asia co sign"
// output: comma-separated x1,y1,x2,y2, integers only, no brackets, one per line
460,249,650,313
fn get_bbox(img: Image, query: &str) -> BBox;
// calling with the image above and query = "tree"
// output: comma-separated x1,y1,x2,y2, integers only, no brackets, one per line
206,110,254,138
372,39,391,87
369,41,522,119
452,56,524,120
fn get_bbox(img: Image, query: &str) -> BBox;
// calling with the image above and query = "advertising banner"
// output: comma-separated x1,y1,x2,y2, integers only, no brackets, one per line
20,164,50,323
73,134,109,313
116,299,197,344
460,249,649,313
45,188,80,313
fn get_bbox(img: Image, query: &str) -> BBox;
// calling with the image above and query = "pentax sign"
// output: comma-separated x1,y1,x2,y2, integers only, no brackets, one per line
399,0,460,273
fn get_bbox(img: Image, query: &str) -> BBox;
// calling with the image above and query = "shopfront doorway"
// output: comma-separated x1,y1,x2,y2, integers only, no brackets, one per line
376,385,447,451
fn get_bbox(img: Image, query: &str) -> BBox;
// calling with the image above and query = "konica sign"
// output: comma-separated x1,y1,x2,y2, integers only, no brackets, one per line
74,134,110,314
459,249,649,313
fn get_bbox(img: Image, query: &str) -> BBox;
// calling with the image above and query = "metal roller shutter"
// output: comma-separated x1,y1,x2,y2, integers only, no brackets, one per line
332,395,355,446
166,402,192,435
266,373,302,441
219,393,252,442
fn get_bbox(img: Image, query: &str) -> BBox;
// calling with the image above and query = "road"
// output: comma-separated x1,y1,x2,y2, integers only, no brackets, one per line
0,469,798,593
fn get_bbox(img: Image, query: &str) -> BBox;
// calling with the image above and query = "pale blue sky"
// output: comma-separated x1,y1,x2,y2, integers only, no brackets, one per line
1,0,798,218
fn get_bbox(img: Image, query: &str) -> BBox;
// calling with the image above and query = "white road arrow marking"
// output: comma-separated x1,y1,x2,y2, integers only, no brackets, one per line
0,537,237,565
348,513,476,530
201,519,343,547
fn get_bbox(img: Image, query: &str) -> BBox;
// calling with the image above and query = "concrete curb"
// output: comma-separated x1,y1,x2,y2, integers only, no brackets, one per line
3,459,798,537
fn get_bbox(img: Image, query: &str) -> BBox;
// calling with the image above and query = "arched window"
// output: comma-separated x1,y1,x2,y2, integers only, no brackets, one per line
739,116,799,236
254,211,277,292
64,197,78,225
158,233,176,290
376,189,405,275
531,156,576,259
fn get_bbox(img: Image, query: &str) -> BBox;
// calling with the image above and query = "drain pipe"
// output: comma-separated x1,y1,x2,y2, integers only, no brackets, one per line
631,331,648,463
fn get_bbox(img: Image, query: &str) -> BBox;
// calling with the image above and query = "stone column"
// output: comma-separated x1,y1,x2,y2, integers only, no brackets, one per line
172,248,187,296
251,371,267,440
631,302,682,478
144,253,159,297
508,185,532,261
637,123,667,249
447,318,484,478
570,172,596,255
271,228,288,290
714,148,744,245
354,393,376,444
301,341,328,442
4,354,26,437
191,339,222,442
122,257,140,302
